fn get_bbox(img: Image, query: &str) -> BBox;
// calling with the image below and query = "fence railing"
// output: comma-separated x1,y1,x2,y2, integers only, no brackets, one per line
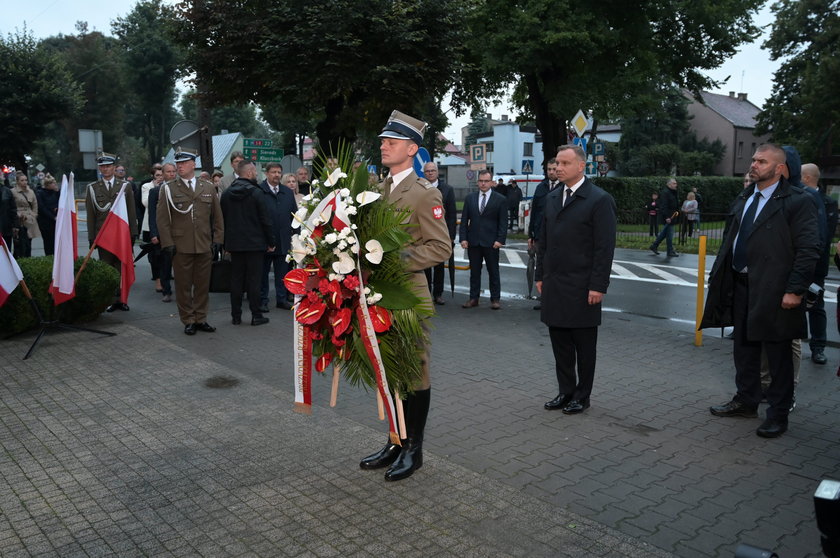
616,210,727,254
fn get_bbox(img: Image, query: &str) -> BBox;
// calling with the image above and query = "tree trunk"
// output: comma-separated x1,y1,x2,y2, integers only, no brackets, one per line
524,72,564,172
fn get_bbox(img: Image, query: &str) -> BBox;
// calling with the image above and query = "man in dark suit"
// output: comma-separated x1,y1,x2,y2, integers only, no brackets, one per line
529,159,560,310
537,145,616,415
649,178,680,257
147,164,174,303
422,161,456,305
258,162,297,311
459,169,508,310
702,144,819,438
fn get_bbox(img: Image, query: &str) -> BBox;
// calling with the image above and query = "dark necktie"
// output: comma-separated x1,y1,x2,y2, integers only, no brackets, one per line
564,187,573,207
733,192,762,271
479,192,487,214
549,181,556,192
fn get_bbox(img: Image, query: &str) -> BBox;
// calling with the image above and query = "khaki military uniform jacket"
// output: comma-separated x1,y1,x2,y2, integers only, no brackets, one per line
85,179,138,241
156,177,224,254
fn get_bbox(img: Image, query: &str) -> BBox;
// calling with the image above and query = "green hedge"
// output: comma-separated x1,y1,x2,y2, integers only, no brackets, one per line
593,176,744,215
0,256,119,338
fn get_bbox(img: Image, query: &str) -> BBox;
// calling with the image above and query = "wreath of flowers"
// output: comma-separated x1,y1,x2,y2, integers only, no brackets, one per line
283,149,431,398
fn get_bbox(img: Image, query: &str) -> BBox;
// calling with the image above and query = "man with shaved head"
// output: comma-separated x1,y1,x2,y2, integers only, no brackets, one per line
702,144,820,438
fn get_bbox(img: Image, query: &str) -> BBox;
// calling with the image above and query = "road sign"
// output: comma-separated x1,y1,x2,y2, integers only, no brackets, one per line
244,147,284,163
413,147,431,177
521,160,533,174
593,141,605,156
573,137,588,153
469,144,486,164
585,161,597,176
598,162,609,176
469,163,487,171
367,164,377,175
243,138,273,148
571,109,590,137
466,170,476,181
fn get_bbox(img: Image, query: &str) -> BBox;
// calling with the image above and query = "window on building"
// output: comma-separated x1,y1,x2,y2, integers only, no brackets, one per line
737,141,744,158
484,142,494,152
523,142,533,156
751,142,756,154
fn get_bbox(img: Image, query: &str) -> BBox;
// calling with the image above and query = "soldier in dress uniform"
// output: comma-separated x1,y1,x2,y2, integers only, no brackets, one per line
359,110,452,481
156,147,224,335
85,153,138,312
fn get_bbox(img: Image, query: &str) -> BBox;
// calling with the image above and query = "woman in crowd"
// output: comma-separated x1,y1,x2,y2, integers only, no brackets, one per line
11,173,40,258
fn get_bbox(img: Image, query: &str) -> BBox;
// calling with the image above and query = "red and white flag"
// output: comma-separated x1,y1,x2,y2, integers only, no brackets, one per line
49,173,78,304
0,236,24,307
93,183,135,303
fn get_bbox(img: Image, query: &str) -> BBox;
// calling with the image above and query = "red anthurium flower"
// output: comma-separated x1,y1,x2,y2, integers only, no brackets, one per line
368,305,392,333
331,335,346,347
310,330,323,340
337,345,351,361
330,307,352,337
326,280,345,306
284,269,310,295
315,352,332,372
343,274,360,291
296,296,327,325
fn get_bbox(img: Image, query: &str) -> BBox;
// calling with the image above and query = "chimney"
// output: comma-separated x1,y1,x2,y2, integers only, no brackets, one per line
737,93,748,101
729,91,736,98
501,114,509,122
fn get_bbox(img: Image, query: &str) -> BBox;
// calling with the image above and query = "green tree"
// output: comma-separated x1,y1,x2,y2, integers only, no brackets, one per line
459,0,762,166
173,0,470,157
756,0,840,161
112,0,184,166
0,30,83,169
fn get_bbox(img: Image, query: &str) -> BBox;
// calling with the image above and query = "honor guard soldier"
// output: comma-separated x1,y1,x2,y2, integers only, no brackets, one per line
156,147,224,335
85,152,138,312
359,110,452,481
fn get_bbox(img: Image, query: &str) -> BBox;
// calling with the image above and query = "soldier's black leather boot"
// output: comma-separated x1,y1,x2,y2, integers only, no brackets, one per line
360,395,410,470
385,388,430,481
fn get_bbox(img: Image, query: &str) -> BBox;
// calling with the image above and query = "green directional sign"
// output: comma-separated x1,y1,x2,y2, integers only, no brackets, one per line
243,138,273,148
244,147,284,163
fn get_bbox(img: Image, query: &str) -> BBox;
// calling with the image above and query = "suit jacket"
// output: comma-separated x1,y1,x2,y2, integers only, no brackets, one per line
148,185,162,240
258,179,298,257
382,171,452,299
85,178,138,241
528,178,562,240
156,176,224,254
459,190,507,247
221,178,276,252
435,179,457,241
536,178,616,328
701,178,819,340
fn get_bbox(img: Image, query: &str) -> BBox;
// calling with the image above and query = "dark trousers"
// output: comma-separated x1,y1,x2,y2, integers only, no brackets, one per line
467,245,500,301
261,254,289,306
39,219,55,255
159,248,172,296
732,276,794,420
142,232,161,280
230,251,264,319
651,222,674,253
648,215,658,236
425,261,445,299
508,207,518,229
13,227,31,258
807,285,827,352
548,326,598,400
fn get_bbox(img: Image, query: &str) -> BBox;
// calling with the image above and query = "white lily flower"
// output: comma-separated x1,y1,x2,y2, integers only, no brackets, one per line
292,207,309,229
332,252,355,274
364,239,384,265
291,235,308,264
324,168,347,187
356,191,381,206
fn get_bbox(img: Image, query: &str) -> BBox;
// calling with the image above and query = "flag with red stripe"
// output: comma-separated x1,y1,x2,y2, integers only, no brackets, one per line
49,173,78,304
0,236,24,307
93,183,135,303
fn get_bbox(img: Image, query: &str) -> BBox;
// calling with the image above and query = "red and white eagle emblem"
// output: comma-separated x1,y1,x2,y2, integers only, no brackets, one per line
432,205,444,219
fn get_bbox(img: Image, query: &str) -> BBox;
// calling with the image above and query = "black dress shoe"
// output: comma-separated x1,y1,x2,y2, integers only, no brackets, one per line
231,317,241,325
276,301,292,310
106,302,130,312
667,251,680,257
360,441,401,470
756,418,788,438
434,297,445,306
195,322,216,332
812,350,827,364
251,317,270,326
544,394,573,410
384,439,423,481
709,399,757,418
258,306,270,313
562,399,590,414
649,244,660,255
184,323,197,335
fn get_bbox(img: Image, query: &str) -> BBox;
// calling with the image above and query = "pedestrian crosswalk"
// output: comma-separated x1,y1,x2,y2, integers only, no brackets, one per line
452,245,839,301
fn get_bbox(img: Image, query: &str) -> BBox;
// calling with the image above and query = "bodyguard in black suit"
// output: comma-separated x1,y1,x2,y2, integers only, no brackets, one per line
459,169,508,309
422,162,456,304
536,145,616,415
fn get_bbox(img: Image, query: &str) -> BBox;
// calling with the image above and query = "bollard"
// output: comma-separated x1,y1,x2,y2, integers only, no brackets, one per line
695,235,707,347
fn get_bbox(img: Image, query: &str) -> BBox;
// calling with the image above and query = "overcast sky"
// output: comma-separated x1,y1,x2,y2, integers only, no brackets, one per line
4,0,779,144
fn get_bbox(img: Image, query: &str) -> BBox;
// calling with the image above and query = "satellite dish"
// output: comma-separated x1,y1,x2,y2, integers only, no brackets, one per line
169,120,201,152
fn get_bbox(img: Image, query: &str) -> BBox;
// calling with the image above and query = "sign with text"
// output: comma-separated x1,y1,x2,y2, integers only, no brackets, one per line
469,144,486,164
243,138,273,148
245,147,284,163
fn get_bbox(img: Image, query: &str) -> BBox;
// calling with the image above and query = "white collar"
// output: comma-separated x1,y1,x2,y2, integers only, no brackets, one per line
388,167,414,191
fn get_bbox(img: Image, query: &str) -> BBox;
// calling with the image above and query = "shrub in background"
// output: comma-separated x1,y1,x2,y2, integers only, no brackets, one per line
0,256,119,338
594,176,744,215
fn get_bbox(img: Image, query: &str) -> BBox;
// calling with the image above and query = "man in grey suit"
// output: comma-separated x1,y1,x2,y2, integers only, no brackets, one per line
459,169,508,310
536,145,616,414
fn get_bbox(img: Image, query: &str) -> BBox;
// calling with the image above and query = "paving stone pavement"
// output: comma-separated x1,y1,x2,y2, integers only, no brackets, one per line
3,265,840,557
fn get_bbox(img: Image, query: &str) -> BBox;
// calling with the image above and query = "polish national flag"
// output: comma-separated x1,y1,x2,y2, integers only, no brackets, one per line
93,183,135,303
0,236,24,307
49,173,78,304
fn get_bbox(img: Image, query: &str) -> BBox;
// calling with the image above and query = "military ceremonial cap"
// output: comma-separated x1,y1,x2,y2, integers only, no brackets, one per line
174,147,199,162
97,152,117,166
379,110,427,144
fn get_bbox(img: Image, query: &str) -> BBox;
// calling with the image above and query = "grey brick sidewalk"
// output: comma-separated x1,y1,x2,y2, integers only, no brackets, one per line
4,265,840,556
1,325,671,557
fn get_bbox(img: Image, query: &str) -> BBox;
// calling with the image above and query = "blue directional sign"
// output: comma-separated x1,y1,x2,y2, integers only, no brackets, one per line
367,164,377,175
585,161,598,176
593,141,606,156
521,160,534,174
573,137,588,153
413,147,431,177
